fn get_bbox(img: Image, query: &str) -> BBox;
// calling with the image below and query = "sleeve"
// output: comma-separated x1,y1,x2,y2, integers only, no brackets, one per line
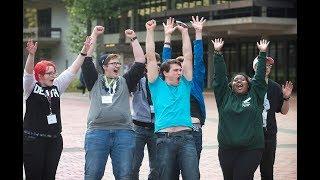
276,83,284,113
53,70,76,94
162,46,172,62
250,52,268,104
148,76,162,101
123,62,146,93
23,71,36,99
192,39,205,92
212,53,230,107
81,57,98,91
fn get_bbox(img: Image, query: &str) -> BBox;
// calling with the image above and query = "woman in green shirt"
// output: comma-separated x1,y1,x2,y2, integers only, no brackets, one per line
212,38,270,180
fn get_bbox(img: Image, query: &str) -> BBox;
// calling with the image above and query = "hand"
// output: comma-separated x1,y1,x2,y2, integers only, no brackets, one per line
256,39,270,52
146,19,156,30
190,16,206,31
211,38,224,51
92,26,105,36
82,36,92,54
163,17,176,35
26,38,38,55
282,81,293,99
125,29,136,39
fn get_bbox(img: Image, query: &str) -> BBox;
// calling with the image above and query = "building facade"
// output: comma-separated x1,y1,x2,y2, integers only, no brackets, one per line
23,0,297,88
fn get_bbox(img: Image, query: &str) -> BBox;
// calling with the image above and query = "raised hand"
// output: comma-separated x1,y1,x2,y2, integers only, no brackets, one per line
190,16,206,31
211,38,224,51
26,38,38,55
146,19,157,31
282,81,293,99
163,17,176,35
125,29,136,39
92,26,105,36
82,36,92,54
257,39,270,52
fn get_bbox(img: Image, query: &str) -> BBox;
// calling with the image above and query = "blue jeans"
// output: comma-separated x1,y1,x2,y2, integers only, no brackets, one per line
192,127,203,161
84,129,135,180
156,130,200,180
132,125,158,180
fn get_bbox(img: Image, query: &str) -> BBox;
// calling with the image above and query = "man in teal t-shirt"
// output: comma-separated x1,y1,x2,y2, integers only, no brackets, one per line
145,19,200,179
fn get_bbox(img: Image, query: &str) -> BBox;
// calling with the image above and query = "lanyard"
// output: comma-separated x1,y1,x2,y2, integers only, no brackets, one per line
44,89,53,114
103,76,117,95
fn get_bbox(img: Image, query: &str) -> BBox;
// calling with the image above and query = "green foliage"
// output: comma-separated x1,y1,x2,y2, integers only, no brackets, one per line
63,0,143,53
65,78,82,92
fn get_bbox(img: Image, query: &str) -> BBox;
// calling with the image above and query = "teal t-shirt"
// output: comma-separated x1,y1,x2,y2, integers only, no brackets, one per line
149,76,192,132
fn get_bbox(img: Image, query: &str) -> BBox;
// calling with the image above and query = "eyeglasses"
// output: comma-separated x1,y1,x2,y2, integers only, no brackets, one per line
107,62,122,66
44,71,57,76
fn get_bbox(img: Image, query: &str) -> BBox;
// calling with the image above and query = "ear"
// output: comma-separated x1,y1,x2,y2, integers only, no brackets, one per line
163,70,168,77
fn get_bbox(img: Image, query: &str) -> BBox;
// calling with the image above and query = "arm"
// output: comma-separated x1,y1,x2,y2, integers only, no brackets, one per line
191,16,206,89
145,20,159,83
23,39,38,97
211,38,229,106
81,57,98,91
251,39,269,100
176,25,192,81
123,29,146,92
125,29,145,63
54,36,92,93
162,17,176,62
281,81,293,114
81,26,105,91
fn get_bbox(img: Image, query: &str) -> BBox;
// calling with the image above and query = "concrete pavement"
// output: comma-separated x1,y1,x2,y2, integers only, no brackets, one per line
24,92,297,179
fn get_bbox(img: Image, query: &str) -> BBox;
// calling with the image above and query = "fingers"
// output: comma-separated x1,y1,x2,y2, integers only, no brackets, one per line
192,16,196,23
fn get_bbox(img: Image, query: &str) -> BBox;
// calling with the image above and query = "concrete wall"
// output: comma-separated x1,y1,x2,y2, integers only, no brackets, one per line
51,5,78,75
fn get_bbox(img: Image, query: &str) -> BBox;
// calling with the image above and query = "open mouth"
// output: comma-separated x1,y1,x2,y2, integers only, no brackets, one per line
236,83,243,90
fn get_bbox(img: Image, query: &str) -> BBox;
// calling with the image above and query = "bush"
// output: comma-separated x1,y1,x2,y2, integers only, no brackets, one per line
66,78,82,92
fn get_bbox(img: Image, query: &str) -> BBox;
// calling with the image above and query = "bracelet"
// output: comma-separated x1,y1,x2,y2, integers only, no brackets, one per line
80,52,87,56
214,50,223,55
283,96,290,101
131,36,137,42
164,42,171,46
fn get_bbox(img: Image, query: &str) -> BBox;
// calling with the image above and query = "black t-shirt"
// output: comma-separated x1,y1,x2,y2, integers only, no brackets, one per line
23,83,62,135
265,79,284,138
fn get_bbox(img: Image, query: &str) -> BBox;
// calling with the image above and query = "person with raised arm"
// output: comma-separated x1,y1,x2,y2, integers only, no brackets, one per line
23,35,92,180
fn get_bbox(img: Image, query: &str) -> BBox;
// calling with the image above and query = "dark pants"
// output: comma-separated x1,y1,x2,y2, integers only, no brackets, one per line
260,136,277,180
218,148,263,180
23,134,63,180
132,125,158,180
156,130,200,180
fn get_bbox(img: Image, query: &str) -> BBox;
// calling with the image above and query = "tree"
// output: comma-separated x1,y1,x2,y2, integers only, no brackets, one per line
64,0,143,55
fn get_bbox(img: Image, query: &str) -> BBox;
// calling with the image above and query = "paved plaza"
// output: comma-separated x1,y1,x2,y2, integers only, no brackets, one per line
23,92,297,179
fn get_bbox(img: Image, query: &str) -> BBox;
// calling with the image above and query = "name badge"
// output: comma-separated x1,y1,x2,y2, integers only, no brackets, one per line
102,95,113,104
150,105,154,113
47,114,57,124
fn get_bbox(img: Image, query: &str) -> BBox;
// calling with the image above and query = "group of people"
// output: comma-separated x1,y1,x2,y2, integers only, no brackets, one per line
23,16,293,180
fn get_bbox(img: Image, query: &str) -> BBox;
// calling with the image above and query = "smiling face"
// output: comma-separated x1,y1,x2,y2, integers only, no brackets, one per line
38,66,57,87
103,57,122,78
232,74,249,94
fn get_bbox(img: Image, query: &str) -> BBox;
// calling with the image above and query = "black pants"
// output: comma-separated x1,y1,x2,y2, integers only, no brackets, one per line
218,148,263,180
260,136,277,180
23,134,63,180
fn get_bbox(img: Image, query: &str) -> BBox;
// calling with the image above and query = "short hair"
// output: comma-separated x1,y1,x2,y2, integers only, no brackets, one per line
160,59,182,75
99,53,120,73
175,56,184,63
34,60,56,81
